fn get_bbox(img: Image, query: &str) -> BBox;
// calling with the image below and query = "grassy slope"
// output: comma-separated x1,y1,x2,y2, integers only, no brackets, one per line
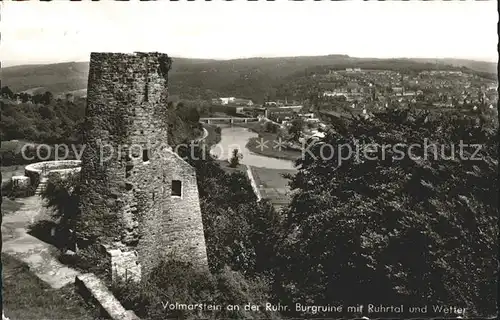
3,56,495,97
250,166,296,207
2,254,102,320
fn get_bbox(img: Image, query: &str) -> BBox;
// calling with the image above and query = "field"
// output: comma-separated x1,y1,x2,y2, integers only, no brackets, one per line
250,166,297,208
246,136,302,161
215,159,297,208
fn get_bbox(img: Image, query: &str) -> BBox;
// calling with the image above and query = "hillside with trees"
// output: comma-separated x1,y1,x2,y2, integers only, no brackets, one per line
2,55,496,103
274,109,498,318
0,88,202,166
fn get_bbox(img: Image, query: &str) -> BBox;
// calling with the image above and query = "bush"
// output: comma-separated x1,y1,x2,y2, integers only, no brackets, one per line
265,122,279,133
229,149,242,168
59,244,110,281
112,260,280,320
41,173,81,250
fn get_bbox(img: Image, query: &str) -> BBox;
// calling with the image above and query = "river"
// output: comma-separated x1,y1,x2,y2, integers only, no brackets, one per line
210,126,296,170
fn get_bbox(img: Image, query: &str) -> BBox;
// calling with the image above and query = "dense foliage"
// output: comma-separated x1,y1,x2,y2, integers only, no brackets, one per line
0,90,202,166
41,173,81,251
112,260,279,320
274,109,498,317
176,145,281,275
1,95,85,144
3,56,495,104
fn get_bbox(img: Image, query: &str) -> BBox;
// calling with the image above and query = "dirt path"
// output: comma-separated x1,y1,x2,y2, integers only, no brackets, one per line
2,196,80,289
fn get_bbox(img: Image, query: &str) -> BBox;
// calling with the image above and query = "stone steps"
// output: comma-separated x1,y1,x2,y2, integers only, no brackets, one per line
34,178,49,196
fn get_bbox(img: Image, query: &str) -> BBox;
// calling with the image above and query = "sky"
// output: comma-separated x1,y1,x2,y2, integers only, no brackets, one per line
1,0,498,67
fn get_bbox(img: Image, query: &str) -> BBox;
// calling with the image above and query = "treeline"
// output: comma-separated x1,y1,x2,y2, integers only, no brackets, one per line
0,88,204,166
1,87,86,144
8,56,494,105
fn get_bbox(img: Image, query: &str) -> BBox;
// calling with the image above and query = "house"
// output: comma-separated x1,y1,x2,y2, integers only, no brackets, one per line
235,106,245,114
265,107,298,122
311,131,326,139
392,87,404,95
219,97,236,105
264,101,281,107
304,118,320,123
323,91,348,98
278,105,303,112
299,112,315,119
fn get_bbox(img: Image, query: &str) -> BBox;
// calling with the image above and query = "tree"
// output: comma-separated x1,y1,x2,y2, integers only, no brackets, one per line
40,91,53,105
1,86,14,99
41,173,81,251
265,121,279,133
274,109,498,318
288,118,304,141
229,148,242,168
19,92,31,103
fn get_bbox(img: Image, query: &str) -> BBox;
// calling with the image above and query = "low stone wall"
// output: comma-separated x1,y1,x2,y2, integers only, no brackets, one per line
75,273,140,320
24,160,81,188
11,175,30,190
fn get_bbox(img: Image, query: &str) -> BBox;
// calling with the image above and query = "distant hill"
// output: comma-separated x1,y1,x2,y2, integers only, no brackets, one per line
2,55,496,102
409,58,497,74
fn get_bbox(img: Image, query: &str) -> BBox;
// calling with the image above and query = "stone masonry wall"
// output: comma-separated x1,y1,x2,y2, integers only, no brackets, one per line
78,52,208,280
137,150,209,273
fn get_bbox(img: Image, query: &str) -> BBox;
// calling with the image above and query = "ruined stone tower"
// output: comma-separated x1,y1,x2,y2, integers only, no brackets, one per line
78,52,208,280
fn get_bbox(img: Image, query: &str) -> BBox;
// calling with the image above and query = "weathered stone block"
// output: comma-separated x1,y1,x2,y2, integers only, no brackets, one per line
75,273,140,320
11,175,30,190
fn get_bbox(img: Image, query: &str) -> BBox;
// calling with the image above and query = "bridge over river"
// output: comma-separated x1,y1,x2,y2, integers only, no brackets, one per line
199,117,259,124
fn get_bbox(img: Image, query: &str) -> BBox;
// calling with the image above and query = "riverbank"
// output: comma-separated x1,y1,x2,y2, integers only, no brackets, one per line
246,137,302,162
236,122,302,162
202,124,221,146
212,126,298,207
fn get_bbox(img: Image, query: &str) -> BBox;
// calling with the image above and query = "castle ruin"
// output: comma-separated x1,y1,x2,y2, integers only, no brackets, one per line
77,52,208,281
